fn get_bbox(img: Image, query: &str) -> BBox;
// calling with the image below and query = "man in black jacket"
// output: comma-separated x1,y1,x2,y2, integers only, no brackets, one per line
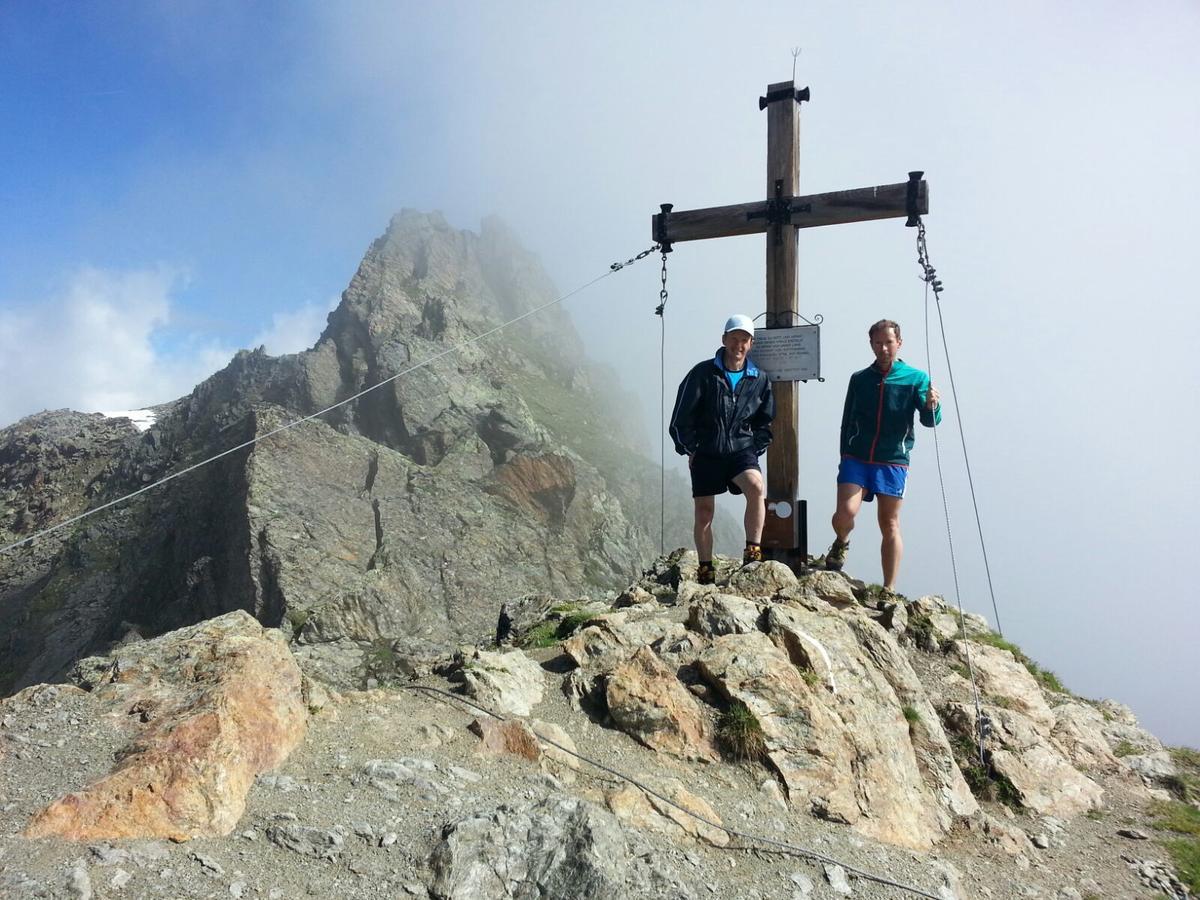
669,315,775,584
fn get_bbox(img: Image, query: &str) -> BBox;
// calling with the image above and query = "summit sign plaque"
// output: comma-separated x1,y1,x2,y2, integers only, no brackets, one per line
752,325,820,382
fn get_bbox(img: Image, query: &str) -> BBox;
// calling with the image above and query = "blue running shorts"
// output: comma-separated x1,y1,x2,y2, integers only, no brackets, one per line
837,456,908,502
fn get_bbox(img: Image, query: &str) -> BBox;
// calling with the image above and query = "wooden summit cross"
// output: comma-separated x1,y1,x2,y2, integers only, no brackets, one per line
652,80,928,569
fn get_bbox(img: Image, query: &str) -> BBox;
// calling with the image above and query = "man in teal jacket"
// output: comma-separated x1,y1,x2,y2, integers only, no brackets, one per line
824,319,940,596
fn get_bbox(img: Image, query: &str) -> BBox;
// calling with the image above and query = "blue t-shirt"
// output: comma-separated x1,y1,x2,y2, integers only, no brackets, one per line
725,369,745,391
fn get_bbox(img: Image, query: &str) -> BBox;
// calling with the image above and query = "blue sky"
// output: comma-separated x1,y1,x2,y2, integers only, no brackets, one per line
3,5,412,349
1,2,1198,746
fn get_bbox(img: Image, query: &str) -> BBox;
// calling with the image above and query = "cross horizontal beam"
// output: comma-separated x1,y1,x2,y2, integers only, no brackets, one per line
652,179,928,245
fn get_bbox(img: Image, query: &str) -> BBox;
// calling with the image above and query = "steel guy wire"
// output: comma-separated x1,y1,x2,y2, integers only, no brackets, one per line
1,246,664,558
917,218,991,766
402,683,943,900
916,220,1004,638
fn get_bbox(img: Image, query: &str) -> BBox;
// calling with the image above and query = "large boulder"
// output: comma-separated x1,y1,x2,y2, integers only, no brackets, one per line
605,646,718,762
942,702,1104,818
562,611,683,674
457,649,545,717
726,560,797,597
1051,701,1124,774
695,598,977,851
791,571,858,607
909,596,990,641
948,641,1055,729
684,592,763,637
23,611,307,842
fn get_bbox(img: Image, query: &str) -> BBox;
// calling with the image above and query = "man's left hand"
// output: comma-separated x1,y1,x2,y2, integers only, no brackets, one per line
925,385,940,411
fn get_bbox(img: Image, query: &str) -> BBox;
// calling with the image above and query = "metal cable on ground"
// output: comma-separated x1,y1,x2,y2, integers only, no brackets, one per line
922,263,989,768
915,220,1003,638
402,683,943,900
1,246,664,558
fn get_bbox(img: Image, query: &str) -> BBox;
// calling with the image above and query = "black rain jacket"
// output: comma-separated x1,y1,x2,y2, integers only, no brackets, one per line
669,350,774,458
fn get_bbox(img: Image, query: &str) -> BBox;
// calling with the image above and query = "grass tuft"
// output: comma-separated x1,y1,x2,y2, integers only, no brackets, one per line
1152,800,1200,837
522,622,560,649
716,701,766,762
1164,838,1200,893
285,607,310,636
950,733,1021,808
1151,798,1200,893
1037,669,1067,693
902,705,921,724
519,603,596,649
906,610,935,649
1167,746,1200,803
1172,746,1200,769
962,629,1071,694
1112,740,1138,758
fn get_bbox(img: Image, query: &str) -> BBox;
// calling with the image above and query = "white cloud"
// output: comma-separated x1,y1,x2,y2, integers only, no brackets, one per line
0,266,233,427
251,295,338,356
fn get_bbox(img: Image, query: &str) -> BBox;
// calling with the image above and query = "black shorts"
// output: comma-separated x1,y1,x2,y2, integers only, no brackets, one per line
690,449,760,498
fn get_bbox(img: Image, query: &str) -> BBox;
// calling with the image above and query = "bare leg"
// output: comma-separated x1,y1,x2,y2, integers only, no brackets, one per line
831,482,865,542
877,495,904,588
732,469,766,544
693,496,715,560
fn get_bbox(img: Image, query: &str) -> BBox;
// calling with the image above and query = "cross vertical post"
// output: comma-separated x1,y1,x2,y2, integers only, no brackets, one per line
763,80,803,507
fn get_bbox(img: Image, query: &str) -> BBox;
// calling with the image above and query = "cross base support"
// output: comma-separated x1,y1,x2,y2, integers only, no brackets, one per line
761,496,808,575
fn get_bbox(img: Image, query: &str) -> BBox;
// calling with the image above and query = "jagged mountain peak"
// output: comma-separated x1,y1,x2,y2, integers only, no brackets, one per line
0,212,709,698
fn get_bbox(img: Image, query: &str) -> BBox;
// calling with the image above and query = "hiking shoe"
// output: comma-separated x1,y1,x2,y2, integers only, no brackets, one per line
697,561,715,585
742,544,763,564
879,587,905,605
824,539,849,571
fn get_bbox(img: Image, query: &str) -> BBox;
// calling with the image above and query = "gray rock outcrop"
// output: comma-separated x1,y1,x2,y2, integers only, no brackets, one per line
429,795,698,899
0,211,728,694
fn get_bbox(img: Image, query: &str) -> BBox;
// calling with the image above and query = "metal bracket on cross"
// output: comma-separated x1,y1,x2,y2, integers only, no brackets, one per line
747,179,813,244
759,85,811,110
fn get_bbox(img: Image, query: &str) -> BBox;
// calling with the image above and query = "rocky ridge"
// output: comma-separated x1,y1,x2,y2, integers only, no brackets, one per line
0,551,1194,899
0,211,733,697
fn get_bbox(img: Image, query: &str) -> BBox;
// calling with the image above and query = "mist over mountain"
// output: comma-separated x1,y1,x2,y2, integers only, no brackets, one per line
0,211,736,694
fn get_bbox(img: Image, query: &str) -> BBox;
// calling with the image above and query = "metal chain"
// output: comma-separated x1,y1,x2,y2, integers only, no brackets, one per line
655,251,668,316
609,244,660,273
915,219,943,296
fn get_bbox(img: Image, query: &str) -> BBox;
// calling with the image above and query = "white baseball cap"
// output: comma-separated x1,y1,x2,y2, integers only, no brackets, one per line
723,314,755,336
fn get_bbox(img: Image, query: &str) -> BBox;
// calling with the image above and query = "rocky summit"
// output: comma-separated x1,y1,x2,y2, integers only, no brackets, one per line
0,552,1195,899
0,211,726,696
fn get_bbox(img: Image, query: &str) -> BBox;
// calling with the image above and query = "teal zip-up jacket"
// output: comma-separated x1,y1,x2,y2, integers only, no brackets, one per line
840,359,940,466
